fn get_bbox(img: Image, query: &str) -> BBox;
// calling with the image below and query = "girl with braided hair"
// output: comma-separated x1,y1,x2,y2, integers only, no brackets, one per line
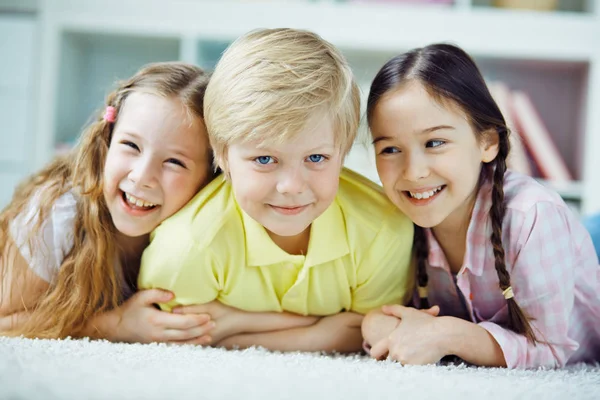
361,44,600,368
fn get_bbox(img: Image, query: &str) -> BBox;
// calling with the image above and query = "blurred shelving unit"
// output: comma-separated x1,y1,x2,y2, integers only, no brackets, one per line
0,7,37,208
22,0,600,215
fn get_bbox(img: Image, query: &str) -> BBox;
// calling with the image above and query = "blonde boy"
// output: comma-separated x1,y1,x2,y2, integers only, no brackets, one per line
139,28,414,353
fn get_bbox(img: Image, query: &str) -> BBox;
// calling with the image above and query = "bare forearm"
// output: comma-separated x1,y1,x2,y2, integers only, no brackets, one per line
0,311,30,334
218,326,363,353
217,326,314,352
218,313,364,353
75,310,120,341
235,311,319,334
438,316,507,367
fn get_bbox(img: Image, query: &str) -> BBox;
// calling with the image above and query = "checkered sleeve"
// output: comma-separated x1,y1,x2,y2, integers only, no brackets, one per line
478,201,580,368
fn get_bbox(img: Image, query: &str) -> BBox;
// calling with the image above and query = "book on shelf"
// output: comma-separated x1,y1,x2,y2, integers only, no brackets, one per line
509,90,572,182
487,82,532,176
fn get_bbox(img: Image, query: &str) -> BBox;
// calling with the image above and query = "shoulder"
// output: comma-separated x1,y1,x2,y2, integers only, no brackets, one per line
151,175,242,249
500,171,573,234
11,185,78,239
493,171,586,251
9,187,78,282
502,170,567,215
337,168,413,235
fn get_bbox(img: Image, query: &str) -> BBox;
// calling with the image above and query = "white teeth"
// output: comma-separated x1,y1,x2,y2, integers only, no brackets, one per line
409,186,443,199
125,192,157,208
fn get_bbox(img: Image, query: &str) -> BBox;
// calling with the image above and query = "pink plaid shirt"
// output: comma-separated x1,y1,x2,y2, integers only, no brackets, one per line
422,170,600,368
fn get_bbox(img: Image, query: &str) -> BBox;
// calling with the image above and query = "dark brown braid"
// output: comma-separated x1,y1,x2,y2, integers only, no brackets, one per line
489,128,537,344
414,225,430,309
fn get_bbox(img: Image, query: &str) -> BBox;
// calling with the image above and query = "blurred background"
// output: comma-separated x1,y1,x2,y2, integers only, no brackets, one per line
1,0,599,218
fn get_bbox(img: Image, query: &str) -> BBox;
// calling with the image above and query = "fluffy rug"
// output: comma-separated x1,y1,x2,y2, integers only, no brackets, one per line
1,337,599,400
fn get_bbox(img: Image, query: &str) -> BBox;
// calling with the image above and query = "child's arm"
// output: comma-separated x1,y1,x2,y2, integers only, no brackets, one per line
215,312,364,353
368,305,505,366
172,301,319,344
434,315,507,366
75,289,214,344
0,240,50,330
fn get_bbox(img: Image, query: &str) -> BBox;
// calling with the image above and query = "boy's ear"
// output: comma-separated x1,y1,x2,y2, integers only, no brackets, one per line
480,128,500,163
215,152,228,174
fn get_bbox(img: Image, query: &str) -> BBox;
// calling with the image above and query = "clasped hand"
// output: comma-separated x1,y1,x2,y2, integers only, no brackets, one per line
369,305,447,365
108,289,239,345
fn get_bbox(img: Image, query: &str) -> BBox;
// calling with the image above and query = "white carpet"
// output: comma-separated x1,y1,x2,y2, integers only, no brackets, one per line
1,337,599,400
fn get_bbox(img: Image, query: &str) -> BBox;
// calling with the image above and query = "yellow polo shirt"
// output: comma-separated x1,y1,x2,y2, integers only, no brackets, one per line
138,168,414,315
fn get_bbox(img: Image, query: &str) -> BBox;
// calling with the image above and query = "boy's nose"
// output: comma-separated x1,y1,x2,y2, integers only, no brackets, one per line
276,168,307,194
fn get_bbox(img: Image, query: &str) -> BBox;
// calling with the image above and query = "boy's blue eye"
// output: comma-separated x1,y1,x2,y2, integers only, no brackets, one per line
255,156,274,165
307,154,326,163
427,140,445,148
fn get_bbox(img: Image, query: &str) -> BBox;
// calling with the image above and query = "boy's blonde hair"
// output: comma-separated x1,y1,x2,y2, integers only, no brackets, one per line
204,28,360,167
0,62,212,338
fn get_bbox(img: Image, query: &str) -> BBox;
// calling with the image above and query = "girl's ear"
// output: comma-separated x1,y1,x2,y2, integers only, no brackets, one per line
480,128,500,163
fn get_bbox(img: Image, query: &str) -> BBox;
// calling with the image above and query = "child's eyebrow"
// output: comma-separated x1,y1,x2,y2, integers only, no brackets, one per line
118,131,143,140
420,125,455,134
305,144,336,153
372,136,393,145
166,147,196,164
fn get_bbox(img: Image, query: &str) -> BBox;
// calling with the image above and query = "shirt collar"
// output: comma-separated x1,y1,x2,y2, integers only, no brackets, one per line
242,199,350,268
426,175,493,276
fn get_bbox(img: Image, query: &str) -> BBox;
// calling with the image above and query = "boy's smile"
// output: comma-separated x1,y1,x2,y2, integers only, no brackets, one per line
268,203,312,216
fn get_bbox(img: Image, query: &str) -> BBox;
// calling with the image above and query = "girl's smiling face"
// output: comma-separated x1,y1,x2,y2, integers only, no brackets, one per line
103,92,211,238
370,81,498,232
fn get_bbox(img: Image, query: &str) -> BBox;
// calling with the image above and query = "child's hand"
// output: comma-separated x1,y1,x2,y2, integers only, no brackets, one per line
172,301,246,344
361,309,401,349
108,289,214,344
370,305,445,365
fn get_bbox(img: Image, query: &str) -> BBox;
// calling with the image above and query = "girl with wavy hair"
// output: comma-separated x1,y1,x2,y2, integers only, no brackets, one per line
0,62,219,342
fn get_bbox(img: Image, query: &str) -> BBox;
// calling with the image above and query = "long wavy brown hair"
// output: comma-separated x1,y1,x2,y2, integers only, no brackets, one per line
367,44,537,344
0,62,210,338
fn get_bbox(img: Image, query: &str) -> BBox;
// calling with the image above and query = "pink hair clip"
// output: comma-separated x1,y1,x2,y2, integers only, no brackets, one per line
103,106,117,123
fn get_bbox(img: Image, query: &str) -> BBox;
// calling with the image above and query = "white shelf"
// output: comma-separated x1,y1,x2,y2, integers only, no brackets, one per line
42,0,599,61
31,0,600,216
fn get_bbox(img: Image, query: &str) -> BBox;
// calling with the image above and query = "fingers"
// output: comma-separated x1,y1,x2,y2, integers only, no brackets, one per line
162,323,215,342
420,305,440,317
381,304,408,318
382,304,440,318
172,334,213,346
157,311,212,330
369,337,390,360
133,289,173,306
146,318,215,343
172,304,210,315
